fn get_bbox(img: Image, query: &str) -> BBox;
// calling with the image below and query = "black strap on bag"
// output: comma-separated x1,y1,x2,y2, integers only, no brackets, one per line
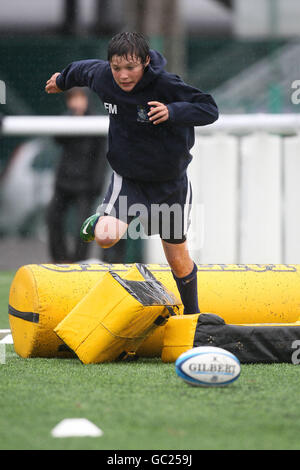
193,313,300,363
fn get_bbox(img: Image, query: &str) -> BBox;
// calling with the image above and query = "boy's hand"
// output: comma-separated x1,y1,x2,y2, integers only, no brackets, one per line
148,101,169,125
45,73,62,94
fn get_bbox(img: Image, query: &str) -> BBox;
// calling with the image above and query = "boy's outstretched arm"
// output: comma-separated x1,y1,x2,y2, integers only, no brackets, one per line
45,72,62,94
45,60,105,95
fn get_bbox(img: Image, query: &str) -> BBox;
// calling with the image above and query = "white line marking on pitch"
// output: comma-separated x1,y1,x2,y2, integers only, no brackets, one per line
51,418,103,438
0,329,13,344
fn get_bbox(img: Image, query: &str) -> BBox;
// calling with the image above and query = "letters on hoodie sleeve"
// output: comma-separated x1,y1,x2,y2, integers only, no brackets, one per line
160,74,219,127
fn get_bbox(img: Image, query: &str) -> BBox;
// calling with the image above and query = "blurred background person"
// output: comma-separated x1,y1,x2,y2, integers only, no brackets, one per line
46,87,107,263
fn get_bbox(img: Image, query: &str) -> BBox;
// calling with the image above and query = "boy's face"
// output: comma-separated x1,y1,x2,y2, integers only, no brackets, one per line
110,54,150,92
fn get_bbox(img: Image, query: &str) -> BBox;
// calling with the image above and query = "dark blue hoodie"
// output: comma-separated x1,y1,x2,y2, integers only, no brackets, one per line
56,50,218,182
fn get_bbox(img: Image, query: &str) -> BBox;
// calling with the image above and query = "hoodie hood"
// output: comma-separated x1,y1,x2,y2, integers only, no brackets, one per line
148,49,167,74
132,49,167,93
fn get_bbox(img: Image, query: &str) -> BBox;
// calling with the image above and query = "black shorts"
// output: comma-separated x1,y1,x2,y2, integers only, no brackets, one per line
97,171,192,243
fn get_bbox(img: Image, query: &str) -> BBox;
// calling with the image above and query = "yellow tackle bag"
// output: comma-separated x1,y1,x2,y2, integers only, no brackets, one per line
55,264,180,363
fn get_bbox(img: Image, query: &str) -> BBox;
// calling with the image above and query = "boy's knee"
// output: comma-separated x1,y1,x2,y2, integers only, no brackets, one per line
95,232,117,249
94,215,127,249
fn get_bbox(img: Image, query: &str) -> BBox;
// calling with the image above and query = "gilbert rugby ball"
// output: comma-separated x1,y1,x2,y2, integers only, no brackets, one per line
175,346,240,387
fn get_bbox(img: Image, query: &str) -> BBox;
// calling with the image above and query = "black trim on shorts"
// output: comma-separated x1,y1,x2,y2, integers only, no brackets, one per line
160,234,187,244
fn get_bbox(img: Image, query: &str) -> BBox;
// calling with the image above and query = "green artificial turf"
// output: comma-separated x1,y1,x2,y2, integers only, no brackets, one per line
1,270,300,450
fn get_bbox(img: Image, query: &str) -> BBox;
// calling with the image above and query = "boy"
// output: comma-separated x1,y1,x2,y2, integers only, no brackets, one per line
45,32,219,314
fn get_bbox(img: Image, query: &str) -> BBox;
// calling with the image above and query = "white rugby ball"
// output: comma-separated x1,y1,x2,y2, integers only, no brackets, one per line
175,346,240,387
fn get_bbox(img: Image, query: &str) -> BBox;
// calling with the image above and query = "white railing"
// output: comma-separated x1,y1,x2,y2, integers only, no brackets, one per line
2,113,300,136
1,115,109,136
2,114,300,264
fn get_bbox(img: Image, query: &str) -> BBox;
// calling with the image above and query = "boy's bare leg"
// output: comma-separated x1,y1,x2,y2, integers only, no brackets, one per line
161,239,193,278
162,239,200,314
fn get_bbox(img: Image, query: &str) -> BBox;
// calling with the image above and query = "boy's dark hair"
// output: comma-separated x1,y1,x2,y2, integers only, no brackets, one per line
107,32,150,64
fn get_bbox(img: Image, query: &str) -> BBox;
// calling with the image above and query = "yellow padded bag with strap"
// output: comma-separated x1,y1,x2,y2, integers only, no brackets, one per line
54,264,179,363
161,313,300,363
